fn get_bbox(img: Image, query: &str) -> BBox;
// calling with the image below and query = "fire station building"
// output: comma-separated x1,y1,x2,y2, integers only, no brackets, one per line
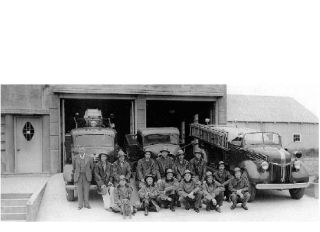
1,85,227,174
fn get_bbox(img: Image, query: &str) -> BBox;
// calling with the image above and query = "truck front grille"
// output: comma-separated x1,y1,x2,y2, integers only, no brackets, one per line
270,164,292,183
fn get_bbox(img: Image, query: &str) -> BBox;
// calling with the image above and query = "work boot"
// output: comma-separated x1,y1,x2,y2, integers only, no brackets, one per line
176,200,181,207
84,204,91,209
78,206,83,210
215,206,222,213
194,208,200,213
185,201,191,210
144,207,149,216
241,203,248,210
206,204,211,211
230,204,237,210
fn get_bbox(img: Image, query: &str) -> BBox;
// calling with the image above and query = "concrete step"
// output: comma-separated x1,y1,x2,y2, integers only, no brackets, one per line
1,205,27,214
1,193,32,199
1,198,29,206
1,212,26,221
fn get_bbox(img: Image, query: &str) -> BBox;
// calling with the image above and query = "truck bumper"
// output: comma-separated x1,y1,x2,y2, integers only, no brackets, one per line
66,185,97,191
256,182,309,190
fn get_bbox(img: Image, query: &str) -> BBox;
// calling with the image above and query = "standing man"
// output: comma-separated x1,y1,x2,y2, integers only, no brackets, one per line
213,161,233,202
229,167,251,210
73,147,94,209
189,148,207,182
178,170,203,213
157,169,180,211
112,150,131,186
94,153,113,210
156,147,174,179
136,150,160,188
173,149,189,182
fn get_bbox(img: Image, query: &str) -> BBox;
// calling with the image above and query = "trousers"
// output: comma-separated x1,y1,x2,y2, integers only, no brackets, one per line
230,192,250,205
77,173,90,207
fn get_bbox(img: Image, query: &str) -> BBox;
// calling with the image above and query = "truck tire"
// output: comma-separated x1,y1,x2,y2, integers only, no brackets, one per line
248,184,256,202
289,188,305,200
66,189,75,201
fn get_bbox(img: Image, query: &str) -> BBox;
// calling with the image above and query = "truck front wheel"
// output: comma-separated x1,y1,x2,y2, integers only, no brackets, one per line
289,188,305,199
66,189,75,201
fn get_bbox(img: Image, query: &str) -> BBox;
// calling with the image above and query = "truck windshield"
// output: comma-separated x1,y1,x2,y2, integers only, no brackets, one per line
74,134,114,147
244,133,280,145
143,134,179,145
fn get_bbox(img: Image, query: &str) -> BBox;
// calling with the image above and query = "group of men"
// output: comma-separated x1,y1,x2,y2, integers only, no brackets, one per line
72,146,251,217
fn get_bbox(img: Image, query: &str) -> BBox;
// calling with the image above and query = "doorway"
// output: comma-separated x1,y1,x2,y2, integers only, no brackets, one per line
15,116,43,173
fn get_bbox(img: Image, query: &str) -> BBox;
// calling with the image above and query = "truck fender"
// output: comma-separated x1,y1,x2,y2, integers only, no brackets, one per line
292,161,309,182
63,164,74,183
239,160,260,183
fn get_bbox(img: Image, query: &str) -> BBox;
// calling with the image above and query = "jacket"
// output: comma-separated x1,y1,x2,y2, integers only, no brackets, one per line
213,170,233,186
112,160,131,183
178,179,201,197
174,159,189,181
229,176,249,193
114,184,133,205
73,154,94,182
138,184,159,200
202,181,221,200
189,157,207,181
157,177,179,200
136,158,159,181
94,161,113,191
156,156,174,178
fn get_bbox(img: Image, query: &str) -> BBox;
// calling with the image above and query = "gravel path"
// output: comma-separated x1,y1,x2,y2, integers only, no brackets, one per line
37,173,319,221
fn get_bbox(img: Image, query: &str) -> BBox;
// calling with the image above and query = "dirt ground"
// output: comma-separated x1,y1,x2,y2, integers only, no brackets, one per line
302,156,319,178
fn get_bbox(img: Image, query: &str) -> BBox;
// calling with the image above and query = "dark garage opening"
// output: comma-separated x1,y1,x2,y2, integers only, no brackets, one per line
146,100,215,159
63,99,132,149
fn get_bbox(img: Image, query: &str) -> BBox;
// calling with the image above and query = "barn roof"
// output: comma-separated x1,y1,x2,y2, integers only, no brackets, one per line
227,95,318,124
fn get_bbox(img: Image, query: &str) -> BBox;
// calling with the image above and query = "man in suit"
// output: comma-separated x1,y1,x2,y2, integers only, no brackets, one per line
73,147,94,209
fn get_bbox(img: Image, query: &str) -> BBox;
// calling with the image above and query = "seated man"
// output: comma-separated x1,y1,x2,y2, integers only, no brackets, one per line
157,168,180,211
229,167,251,210
111,175,136,217
213,161,233,202
138,175,160,216
178,169,203,213
136,150,160,188
202,171,223,213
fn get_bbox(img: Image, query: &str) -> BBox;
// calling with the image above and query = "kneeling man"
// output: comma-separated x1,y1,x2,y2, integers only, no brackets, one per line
202,171,223,213
157,169,179,211
138,175,160,216
229,167,250,210
178,170,203,213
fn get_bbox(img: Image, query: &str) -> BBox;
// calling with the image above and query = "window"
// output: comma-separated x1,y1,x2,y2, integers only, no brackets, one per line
23,122,34,141
293,134,301,142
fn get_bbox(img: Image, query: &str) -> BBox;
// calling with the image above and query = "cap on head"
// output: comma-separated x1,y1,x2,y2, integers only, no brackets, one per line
118,150,125,157
206,171,213,177
234,167,241,173
177,149,184,156
194,148,203,155
183,169,192,176
160,147,170,153
99,153,108,159
119,175,126,181
166,168,174,174
144,150,151,155
218,161,225,166
144,174,155,182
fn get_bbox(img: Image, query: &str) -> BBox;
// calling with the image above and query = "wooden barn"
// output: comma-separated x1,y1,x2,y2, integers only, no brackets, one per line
227,95,319,153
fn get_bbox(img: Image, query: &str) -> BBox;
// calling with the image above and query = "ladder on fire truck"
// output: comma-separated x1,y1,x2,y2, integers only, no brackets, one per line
189,123,229,151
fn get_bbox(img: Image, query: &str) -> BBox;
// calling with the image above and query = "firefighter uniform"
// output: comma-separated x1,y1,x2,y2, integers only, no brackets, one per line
229,167,251,210
157,169,180,211
174,151,189,182
112,159,131,185
136,157,159,188
94,159,113,194
138,175,160,216
189,151,207,182
213,162,233,201
112,178,134,214
178,170,203,212
202,171,224,212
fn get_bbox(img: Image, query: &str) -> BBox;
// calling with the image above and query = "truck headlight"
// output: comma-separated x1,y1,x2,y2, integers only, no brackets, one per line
261,161,269,170
294,160,301,170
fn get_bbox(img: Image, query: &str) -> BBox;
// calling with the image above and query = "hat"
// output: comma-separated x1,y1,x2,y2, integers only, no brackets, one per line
166,168,174,174
183,169,192,176
119,175,126,181
177,149,184,156
194,148,203,155
206,171,213,176
118,150,126,157
144,150,152,155
144,174,155,182
234,167,241,173
160,147,170,153
99,153,108,159
218,161,225,166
